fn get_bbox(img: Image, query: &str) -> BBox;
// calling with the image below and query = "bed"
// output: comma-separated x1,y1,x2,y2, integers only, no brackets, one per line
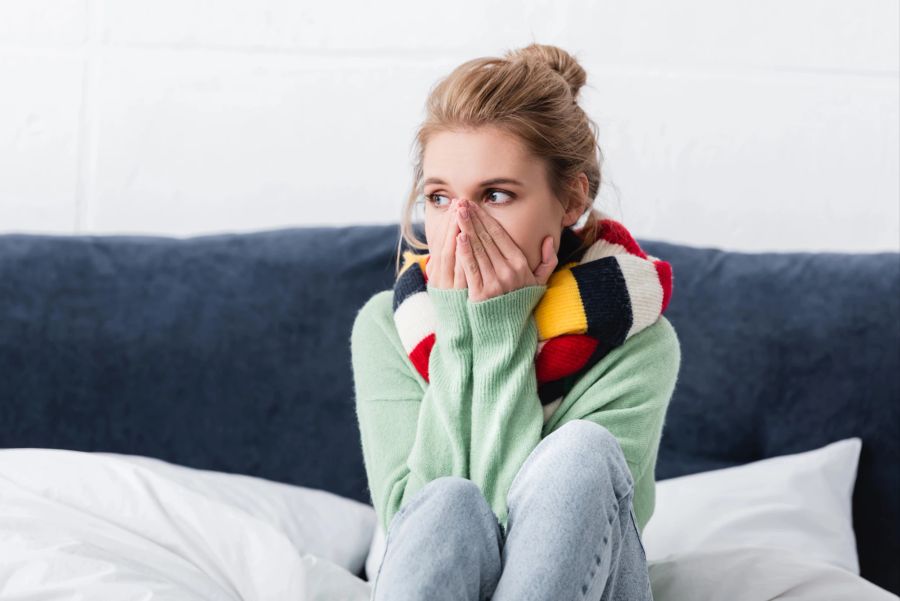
1,225,897,598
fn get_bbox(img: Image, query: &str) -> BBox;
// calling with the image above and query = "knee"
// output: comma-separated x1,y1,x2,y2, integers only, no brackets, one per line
539,419,635,492
378,477,501,598
422,475,483,505
556,419,622,454
410,476,494,527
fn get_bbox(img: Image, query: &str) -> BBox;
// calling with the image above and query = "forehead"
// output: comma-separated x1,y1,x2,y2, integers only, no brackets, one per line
423,127,537,178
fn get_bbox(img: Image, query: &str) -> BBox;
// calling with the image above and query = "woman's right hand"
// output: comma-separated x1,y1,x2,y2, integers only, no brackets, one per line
425,197,468,290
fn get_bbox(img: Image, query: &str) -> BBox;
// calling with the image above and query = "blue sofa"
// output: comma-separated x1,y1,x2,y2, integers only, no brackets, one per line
1,224,897,594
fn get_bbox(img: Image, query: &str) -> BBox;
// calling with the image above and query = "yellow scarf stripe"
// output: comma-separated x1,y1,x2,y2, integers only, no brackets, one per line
534,262,587,340
399,250,428,277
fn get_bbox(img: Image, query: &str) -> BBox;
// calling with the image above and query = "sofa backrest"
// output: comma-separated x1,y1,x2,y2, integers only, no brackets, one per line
648,239,899,595
1,225,897,593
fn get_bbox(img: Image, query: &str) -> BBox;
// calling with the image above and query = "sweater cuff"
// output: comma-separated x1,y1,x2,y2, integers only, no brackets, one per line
426,283,471,342
467,284,547,341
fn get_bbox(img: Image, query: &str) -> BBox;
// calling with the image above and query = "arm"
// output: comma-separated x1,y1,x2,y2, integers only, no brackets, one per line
464,283,680,533
351,285,473,534
544,315,681,485
465,284,549,531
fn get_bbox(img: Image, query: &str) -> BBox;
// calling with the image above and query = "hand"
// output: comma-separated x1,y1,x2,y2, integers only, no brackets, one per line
454,198,557,302
425,198,468,290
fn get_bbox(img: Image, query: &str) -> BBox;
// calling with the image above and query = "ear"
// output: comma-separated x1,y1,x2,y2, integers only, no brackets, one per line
561,173,589,227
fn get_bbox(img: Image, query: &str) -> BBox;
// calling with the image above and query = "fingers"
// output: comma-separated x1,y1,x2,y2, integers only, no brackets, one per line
453,239,467,288
465,200,525,265
456,199,497,285
439,199,461,287
532,235,559,286
456,230,483,292
426,203,447,282
460,202,508,275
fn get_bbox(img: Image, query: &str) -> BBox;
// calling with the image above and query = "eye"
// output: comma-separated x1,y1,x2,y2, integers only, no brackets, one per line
485,189,514,204
425,193,450,208
425,189,515,208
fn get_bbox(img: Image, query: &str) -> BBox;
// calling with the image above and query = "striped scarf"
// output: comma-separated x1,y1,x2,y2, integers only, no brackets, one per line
392,214,674,423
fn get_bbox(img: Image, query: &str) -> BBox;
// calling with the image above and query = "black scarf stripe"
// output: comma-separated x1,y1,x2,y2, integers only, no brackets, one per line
570,257,634,348
393,261,426,313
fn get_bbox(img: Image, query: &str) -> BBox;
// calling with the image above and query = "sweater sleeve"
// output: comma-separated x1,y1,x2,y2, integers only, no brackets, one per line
465,284,549,531
350,285,473,535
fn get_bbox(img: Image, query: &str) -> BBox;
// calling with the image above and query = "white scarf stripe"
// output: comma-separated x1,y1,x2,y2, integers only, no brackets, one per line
616,254,665,339
394,291,436,356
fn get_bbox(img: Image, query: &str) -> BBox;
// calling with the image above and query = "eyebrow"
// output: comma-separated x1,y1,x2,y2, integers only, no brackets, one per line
423,177,524,187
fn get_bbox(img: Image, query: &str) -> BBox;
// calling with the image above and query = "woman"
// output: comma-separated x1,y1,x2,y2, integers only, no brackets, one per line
351,43,681,601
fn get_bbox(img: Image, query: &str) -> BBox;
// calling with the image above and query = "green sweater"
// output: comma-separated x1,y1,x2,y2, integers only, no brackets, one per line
351,282,681,538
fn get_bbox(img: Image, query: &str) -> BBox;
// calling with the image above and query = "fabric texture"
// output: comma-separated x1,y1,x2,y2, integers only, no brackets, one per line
392,217,673,423
351,223,682,536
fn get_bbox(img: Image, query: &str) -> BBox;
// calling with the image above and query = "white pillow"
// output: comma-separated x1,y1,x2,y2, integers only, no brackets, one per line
642,437,862,574
96,451,377,576
0,448,376,598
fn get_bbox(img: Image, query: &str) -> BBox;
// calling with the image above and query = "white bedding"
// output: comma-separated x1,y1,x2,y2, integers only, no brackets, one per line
0,447,896,600
648,546,898,601
0,448,372,600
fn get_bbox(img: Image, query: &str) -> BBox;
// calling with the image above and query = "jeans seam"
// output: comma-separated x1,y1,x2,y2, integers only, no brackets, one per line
628,504,648,558
579,509,614,598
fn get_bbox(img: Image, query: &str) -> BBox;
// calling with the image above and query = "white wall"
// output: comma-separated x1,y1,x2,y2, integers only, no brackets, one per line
0,0,897,253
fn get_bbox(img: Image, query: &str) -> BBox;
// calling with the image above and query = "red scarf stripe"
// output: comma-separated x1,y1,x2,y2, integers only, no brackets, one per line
409,332,435,383
535,335,598,383
597,218,648,259
654,259,673,313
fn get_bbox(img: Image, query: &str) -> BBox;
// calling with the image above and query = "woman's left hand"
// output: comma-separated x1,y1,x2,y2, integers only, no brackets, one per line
454,197,558,302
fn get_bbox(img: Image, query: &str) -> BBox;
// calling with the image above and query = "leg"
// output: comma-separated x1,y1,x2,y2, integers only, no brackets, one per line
371,475,504,601
491,419,654,601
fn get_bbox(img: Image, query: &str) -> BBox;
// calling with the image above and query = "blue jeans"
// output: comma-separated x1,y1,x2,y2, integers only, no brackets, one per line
370,419,654,600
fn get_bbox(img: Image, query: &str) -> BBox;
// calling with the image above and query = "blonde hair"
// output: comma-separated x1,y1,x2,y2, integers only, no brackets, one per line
394,43,607,278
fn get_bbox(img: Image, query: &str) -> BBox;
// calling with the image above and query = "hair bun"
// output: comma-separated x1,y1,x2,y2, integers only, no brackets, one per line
510,43,587,99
